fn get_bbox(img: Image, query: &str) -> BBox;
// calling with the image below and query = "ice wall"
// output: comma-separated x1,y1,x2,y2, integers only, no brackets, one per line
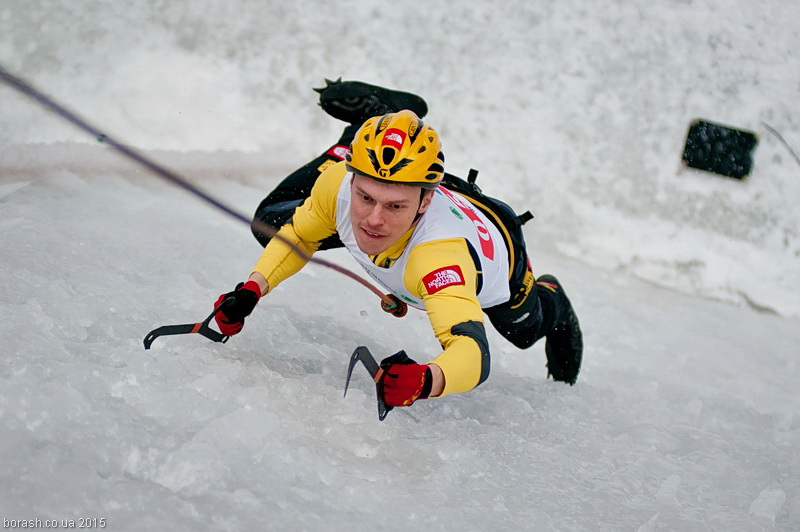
2,0,798,316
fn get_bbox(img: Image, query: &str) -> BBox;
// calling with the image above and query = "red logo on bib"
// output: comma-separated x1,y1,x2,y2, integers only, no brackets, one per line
423,265,465,294
438,187,495,260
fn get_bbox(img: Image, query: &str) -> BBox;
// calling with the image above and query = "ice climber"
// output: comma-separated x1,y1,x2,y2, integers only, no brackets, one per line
212,79,583,408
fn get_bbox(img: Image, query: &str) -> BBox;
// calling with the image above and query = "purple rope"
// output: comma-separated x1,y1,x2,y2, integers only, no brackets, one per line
0,64,404,311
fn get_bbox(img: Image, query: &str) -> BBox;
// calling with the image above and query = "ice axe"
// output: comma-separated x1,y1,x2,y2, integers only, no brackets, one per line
344,346,392,421
143,299,232,349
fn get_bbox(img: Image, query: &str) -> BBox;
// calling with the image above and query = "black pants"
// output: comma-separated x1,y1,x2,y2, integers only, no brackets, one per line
484,275,573,350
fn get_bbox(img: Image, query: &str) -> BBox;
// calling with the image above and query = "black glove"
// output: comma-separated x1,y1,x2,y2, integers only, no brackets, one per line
214,280,261,336
379,351,432,407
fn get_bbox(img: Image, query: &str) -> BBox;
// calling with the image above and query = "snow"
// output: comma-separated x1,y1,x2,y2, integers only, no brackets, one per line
1,0,799,530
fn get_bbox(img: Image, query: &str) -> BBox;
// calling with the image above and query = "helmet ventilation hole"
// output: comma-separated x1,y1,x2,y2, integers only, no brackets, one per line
382,147,396,165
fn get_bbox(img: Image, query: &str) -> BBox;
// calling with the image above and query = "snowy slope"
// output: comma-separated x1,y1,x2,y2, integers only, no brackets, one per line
1,1,799,530
1,152,797,531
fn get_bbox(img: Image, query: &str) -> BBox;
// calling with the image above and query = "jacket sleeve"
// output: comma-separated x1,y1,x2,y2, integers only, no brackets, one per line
404,238,490,397
251,163,345,291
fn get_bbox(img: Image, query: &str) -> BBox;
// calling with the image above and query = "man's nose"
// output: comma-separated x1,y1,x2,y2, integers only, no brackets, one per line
366,204,385,226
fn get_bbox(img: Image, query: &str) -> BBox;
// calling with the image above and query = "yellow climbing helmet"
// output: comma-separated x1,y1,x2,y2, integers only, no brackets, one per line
345,110,444,189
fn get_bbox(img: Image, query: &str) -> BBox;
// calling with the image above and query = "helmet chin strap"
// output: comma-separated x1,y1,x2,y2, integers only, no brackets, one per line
412,188,429,224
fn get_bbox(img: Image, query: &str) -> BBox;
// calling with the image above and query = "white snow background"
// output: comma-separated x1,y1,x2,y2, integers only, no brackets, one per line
1,1,799,530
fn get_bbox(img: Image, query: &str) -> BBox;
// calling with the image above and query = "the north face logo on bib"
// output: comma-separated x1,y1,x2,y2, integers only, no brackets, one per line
423,265,465,294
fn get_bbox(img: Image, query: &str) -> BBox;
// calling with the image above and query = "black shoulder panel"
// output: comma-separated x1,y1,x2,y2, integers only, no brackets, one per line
451,320,491,387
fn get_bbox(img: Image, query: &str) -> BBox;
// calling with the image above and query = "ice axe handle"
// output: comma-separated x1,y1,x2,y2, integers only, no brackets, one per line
143,301,232,349
344,346,392,421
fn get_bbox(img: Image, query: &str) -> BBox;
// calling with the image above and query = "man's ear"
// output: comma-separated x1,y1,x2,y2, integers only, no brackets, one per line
418,189,435,214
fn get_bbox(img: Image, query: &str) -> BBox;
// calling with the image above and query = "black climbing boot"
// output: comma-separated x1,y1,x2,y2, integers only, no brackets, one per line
537,275,583,385
314,78,428,124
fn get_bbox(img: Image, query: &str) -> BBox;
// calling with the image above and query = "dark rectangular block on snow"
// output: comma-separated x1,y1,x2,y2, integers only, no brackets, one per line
682,119,758,180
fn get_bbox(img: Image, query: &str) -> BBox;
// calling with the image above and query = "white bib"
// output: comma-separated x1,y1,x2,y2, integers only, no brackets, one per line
335,174,510,310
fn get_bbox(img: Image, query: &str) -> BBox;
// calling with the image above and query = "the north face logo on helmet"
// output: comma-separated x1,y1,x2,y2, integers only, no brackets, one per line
382,128,406,150
423,265,465,294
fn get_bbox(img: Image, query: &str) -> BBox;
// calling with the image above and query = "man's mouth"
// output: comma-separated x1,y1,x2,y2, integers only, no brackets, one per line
361,227,384,239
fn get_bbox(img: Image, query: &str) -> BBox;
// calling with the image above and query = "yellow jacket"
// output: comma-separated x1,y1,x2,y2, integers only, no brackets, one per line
252,162,503,397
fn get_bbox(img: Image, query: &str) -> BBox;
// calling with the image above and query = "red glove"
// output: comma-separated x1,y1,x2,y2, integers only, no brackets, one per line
214,280,261,336
379,351,432,407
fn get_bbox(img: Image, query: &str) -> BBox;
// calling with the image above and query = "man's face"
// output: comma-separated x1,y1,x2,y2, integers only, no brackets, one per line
349,173,433,255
